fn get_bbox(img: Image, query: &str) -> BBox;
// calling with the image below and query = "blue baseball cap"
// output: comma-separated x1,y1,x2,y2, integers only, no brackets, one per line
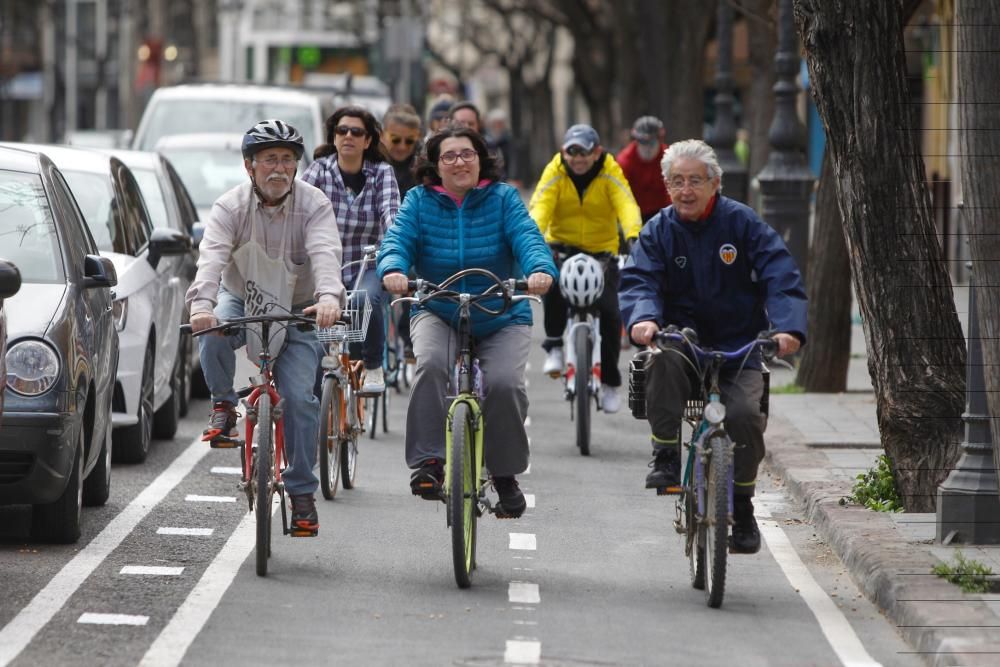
562,124,600,151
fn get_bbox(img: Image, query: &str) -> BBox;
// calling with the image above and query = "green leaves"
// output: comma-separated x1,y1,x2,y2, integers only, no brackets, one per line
845,454,903,513
933,550,995,594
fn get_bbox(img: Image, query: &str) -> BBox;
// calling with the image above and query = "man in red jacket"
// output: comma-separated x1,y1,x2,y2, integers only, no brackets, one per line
616,116,671,223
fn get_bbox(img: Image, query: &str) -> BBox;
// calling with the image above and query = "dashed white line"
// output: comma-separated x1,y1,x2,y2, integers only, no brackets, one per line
524,494,535,508
120,566,184,576
508,582,540,604
77,613,149,626
504,639,541,664
184,495,236,503
157,527,214,537
509,533,537,550
524,416,532,427
209,466,242,475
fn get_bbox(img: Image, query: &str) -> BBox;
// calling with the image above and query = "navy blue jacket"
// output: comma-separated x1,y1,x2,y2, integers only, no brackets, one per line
620,195,807,357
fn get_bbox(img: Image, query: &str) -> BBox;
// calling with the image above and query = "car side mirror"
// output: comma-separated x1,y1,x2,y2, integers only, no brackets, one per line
83,254,118,288
191,221,205,249
0,259,21,300
147,227,192,269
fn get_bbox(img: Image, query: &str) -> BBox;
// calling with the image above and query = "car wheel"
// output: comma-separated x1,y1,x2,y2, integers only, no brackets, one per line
176,331,192,418
153,345,184,439
83,421,112,506
113,343,154,463
32,429,83,543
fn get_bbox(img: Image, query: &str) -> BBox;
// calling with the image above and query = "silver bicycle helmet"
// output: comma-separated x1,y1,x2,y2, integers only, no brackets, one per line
242,119,305,160
559,253,605,308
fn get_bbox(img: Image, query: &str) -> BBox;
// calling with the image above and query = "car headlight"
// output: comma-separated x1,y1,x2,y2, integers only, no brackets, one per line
113,297,128,331
6,340,61,396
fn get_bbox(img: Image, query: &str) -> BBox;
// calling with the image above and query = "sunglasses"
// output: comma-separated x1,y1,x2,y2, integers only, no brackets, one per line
389,135,417,146
566,146,593,157
334,125,368,138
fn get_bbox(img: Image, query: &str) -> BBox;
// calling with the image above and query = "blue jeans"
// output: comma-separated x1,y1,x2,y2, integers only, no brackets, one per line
351,268,384,368
199,288,323,496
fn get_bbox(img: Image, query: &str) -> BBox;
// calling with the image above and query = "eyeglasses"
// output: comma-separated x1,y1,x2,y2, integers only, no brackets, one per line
389,135,417,146
439,149,478,165
565,146,593,157
255,156,298,169
334,125,368,138
666,176,709,191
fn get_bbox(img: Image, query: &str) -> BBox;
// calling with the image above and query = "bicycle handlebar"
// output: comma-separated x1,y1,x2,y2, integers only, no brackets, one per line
654,326,778,363
180,312,319,337
389,270,538,314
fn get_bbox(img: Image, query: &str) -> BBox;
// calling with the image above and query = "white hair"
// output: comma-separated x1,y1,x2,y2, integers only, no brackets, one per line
661,139,724,184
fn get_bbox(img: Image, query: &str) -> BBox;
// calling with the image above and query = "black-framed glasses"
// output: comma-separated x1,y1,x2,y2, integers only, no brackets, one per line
439,149,478,165
389,135,417,146
666,176,709,191
255,156,298,169
334,125,367,138
565,146,592,157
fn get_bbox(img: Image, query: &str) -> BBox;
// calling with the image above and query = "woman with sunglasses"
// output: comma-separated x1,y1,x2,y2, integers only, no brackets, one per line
302,105,400,394
377,125,557,518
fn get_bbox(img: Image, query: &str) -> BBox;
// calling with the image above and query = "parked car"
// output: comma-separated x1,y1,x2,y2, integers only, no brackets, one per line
303,72,393,119
0,259,22,418
0,145,118,543
4,143,192,463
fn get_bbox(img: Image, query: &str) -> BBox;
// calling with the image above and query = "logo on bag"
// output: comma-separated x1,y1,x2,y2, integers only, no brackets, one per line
719,244,737,265
675,256,687,269
245,279,280,315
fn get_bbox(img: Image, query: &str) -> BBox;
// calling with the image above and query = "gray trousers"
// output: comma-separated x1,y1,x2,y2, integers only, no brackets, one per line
645,347,765,496
406,312,532,477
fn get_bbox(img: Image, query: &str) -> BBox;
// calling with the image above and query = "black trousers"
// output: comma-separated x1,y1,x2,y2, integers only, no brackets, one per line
541,260,622,387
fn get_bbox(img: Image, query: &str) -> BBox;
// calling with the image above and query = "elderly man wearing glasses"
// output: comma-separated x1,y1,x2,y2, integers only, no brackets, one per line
528,123,642,414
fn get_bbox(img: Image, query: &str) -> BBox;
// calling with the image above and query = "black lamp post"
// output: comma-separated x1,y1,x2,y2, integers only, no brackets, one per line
755,0,813,275
706,0,747,204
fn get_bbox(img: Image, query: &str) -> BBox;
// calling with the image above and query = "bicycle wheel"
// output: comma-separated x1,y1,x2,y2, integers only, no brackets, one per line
703,435,731,607
448,402,476,588
341,385,360,489
573,326,592,456
318,376,343,500
255,393,274,577
686,484,705,590
367,394,379,440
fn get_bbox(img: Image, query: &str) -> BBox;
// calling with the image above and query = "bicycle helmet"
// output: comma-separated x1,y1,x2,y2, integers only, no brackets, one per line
241,119,305,160
559,253,605,308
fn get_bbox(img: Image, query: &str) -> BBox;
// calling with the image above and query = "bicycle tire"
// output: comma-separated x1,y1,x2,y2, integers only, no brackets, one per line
687,482,705,590
341,385,360,489
573,326,592,456
703,435,731,607
367,394,379,440
255,393,273,577
381,386,391,434
318,376,343,500
449,402,476,588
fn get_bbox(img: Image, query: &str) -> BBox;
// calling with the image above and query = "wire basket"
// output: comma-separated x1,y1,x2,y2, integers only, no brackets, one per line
316,289,372,343
684,399,704,423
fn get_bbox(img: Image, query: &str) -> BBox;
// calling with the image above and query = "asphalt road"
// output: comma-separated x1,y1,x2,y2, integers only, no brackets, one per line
0,311,923,667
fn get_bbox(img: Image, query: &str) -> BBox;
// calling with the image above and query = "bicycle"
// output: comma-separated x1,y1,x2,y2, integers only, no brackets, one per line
392,269,537,589
367,296,409,440
628,326,777,608
183,311,319,577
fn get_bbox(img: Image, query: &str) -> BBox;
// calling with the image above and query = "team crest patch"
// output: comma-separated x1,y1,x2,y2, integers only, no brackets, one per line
719,244,737,265
675,256,687,269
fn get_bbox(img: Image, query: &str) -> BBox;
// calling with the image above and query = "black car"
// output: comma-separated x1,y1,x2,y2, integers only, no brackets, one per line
0,146,119,543
0,259,22,417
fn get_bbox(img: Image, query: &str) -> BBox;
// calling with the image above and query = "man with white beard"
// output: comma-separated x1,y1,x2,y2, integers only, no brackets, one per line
616,116,671,224
186,119,345,536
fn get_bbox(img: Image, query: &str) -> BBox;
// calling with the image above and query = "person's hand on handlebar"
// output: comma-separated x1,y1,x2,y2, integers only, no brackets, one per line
190,312,218,334
383,272,409,295
304,301,341,329
773,332,800,357
526,272,553,295
631,321,660,346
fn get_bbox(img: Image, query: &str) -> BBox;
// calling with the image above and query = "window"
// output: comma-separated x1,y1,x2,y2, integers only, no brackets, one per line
0,170,64,283
61,170,121,253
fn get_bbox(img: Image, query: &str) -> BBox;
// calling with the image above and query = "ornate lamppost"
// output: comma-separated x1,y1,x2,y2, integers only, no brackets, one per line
706,0,747,203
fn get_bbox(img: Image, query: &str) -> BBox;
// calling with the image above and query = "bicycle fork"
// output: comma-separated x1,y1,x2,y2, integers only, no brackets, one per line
563,317,602,404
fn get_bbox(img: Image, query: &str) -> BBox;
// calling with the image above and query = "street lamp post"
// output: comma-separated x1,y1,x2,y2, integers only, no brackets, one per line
706,0,747,203
755,0,813,275
936,260,1000,544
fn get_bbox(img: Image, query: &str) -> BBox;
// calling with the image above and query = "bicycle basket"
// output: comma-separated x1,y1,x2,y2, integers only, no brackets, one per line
684,398,704,423
316,289,372,343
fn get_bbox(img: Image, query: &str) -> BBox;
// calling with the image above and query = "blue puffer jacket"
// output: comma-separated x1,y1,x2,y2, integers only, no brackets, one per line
377,181,558,338
620,195,807,361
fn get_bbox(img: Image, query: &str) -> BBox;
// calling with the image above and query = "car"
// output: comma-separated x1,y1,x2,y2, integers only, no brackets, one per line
0,145,118,543
303,72,393,119
0,259,22,418
131,82,335,160
3,143,193,463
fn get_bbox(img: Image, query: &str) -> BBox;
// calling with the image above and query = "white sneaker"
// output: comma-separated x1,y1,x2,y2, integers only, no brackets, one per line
542,348,564,377
600,384,621,413
362,366,385,394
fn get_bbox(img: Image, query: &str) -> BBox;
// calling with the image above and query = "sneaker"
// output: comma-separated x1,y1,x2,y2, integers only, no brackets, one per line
202,400,239,447
362,366,385,394
403,344,416,364
600,385,621,413
542,348,564,377
731,496,761,554
289,494,319,536
645,443,681,491
410,459,444,499
493,476,526,519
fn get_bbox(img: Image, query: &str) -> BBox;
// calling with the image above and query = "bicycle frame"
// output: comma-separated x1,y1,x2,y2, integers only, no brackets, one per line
563,312,602,403
445,294,487,512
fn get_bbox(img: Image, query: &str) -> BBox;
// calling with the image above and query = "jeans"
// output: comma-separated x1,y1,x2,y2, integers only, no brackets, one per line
350,268,385,368
199,288,323,497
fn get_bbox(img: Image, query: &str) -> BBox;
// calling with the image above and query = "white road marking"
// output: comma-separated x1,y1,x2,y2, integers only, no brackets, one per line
504,639,541,664
157,527,214,537
508,582,540,604
524,416,531,427
756,499,883,667
120,566,184,576
524,494,535,508
509,533,537,550
77,613,149,626
184,495,236,503
513,620,538,626
524,461,531,474
0,436,210,666
210,466,242,475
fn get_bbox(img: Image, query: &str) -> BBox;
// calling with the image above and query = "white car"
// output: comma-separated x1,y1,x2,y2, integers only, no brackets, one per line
5,143,192,463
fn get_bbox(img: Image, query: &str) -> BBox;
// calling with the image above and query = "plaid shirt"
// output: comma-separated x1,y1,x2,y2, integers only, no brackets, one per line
301,156,400,287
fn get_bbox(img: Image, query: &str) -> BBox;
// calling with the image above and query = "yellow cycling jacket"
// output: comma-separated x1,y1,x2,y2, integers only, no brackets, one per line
528,152,642,255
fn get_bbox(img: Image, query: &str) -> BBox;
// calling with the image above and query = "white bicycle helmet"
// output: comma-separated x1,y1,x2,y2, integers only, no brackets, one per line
559,253,604,308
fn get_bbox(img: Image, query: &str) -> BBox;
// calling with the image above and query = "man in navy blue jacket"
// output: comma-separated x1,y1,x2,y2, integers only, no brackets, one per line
619,139,807,554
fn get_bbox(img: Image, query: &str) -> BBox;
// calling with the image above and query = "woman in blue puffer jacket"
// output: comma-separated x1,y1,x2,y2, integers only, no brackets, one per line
378,125,557,518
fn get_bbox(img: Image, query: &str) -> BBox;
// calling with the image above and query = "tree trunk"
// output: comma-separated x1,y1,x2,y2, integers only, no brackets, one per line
658,1,715,142
796,150,851,391
794,0,965,512
742,0,776,182
956,2,1000,475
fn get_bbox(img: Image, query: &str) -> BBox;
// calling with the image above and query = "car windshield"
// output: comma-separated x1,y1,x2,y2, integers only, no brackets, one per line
0,170,63,283
60,170,117,253
136,99,316,153
130,168,170,229
158,146,247,210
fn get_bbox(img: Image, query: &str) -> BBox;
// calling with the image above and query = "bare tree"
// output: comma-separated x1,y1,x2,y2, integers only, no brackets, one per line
794,0,966,511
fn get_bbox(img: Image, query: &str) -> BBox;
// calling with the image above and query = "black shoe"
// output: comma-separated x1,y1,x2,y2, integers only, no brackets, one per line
645,445,681,491
731,496,761,554
493,476,526,518
289,494,319,536
202,400,239,447
410,459,444,499
404,344,415,364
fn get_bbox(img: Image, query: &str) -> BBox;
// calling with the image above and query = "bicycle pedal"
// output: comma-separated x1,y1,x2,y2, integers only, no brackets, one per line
207,437,242,449
655,485,682,496
289,527,318,538
546,370,561,379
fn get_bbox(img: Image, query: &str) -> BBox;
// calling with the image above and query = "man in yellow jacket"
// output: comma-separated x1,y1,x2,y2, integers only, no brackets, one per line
529,124,642,413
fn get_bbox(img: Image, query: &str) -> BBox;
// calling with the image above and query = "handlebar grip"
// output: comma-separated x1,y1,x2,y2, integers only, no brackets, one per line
514,279,529,292
759,338,778,362
179,323,192,334
406,280,418,292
